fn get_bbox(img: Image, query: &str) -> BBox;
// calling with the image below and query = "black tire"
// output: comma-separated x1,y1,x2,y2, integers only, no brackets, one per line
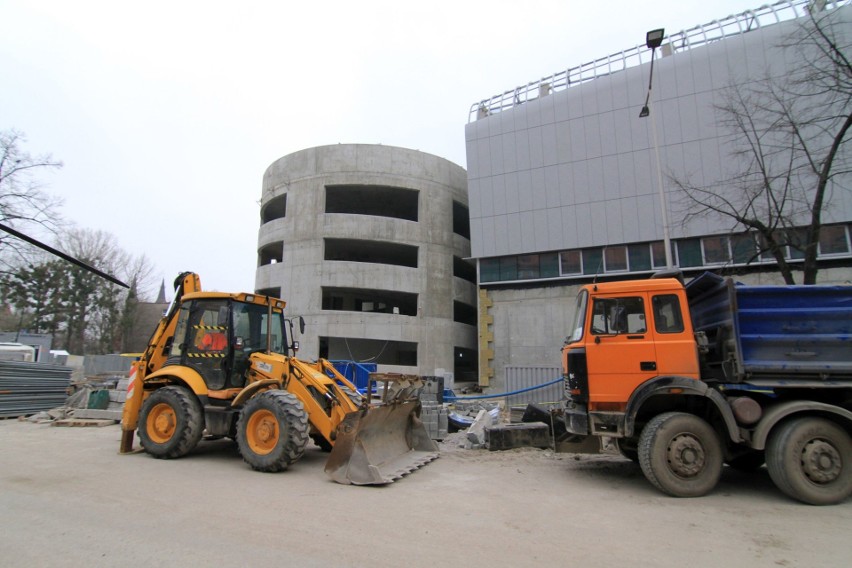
237,391,309,472
727,450,765,472
138,386,204,459
616,437,640,463
765,417,852,506
638,412,723,498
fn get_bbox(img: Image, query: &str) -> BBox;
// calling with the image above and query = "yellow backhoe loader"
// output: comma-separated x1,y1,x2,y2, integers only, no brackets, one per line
119,272,438,484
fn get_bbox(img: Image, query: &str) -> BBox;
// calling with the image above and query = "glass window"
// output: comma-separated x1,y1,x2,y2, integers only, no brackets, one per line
566,290,588,344
732,234,757,264
517,255,539,279
480,259,500,282
677,239,703,267
233,300,286,353
583,248,603,275
628,244,652,271
499,257,518,280
540,253,559,278
560,250,582,275
819,225,850,255
786,228,807,260
651,241,668,268
179,300,230,356
652,294,685,333
604,247,628,271
703,236,730,264
591,296,647,335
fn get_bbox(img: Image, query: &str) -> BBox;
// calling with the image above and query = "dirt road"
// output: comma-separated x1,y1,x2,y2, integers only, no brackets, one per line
0,420,848,567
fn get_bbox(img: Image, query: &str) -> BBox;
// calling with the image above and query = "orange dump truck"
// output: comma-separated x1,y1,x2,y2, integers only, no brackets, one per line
560,271,852,505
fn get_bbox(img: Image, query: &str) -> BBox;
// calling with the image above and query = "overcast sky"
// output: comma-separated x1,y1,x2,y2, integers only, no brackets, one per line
1,0,762,298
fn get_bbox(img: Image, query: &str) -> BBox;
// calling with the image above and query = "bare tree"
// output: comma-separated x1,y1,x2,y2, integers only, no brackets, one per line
0,129,64,267
0,228,157,354
674,5,851,284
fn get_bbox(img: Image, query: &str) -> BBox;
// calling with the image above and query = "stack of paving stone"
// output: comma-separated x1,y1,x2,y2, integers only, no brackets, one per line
69,376,127,422
418,376,448,441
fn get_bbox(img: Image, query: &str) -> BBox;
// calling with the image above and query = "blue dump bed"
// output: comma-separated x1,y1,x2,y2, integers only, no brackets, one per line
686,272,852,383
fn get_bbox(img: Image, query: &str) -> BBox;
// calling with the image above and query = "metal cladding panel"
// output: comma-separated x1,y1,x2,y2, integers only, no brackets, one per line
505,366,563,406
687,272,852,379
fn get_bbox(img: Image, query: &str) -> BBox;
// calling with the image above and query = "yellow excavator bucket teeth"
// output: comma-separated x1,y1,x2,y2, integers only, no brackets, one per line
324,401,439,485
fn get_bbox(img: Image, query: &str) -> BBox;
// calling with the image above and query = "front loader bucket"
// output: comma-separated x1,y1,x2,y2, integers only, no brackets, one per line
325,400,439,485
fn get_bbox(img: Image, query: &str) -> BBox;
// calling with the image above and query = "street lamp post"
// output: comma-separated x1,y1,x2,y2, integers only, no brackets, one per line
639,28,673,269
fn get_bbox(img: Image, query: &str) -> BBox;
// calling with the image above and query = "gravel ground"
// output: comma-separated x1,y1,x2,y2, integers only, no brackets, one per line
0,419,849,567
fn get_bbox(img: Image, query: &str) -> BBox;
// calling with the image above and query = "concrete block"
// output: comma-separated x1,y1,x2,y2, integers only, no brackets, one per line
485,422,552,451
421,376,444,402
466,409,493,447
109,390,127,403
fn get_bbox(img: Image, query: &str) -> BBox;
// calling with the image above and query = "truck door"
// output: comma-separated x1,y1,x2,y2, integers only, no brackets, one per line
585,293,658,405
650,293,699,378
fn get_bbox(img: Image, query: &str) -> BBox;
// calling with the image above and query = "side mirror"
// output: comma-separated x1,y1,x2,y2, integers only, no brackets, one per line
298,316,306,334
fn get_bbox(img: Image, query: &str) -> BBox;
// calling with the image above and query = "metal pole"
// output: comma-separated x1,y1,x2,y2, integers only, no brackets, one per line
647,94,673,269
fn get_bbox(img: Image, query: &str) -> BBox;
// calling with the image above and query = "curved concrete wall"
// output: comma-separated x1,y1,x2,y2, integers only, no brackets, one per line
256,144,476,379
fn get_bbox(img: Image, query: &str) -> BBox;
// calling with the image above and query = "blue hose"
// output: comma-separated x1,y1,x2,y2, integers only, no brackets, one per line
444,377,563,401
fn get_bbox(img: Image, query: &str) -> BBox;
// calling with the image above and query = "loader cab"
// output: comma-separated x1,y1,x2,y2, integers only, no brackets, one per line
169,295,288,390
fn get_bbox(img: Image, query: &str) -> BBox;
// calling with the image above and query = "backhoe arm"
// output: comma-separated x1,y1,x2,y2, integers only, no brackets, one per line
119,272,202,453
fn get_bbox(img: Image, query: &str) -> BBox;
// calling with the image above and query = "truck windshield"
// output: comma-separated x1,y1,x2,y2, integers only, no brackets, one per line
567,290,588,344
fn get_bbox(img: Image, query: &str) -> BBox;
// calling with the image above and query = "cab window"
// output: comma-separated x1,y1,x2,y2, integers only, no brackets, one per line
566,290,588,344
652,294,685,333
591,297,647,335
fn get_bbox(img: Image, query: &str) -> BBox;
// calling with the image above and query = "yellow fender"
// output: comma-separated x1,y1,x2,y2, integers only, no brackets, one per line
143,365,210,397
231,379,282,407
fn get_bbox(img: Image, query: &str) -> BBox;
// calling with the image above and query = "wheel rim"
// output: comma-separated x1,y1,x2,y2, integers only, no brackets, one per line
147,403,177,444
667,433,706,478
800,438,842,484
246,409,279,455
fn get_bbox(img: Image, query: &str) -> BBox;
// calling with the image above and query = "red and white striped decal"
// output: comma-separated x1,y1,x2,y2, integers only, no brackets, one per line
126,366,137,400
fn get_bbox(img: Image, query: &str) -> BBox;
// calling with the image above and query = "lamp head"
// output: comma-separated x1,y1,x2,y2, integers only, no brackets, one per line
646,28,665,49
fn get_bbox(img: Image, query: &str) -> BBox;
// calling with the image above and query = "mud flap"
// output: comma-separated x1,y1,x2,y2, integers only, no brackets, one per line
325,401,439,485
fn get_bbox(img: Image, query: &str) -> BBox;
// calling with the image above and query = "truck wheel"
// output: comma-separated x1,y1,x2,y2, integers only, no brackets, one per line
639,412,723,498
237,391,309,472
765,417,852,506
138,386,204,459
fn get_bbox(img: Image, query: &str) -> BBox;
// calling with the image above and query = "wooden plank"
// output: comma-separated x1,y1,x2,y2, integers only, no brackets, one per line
52,418,116,428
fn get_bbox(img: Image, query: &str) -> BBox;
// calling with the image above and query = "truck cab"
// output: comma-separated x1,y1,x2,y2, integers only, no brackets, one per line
562,277,700,437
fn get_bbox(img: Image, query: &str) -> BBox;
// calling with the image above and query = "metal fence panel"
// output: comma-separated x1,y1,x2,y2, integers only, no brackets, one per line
505,366,563,407
0,361,73,418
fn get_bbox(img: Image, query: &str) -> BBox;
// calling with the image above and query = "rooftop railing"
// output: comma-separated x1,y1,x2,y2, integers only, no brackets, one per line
468,0,847,122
